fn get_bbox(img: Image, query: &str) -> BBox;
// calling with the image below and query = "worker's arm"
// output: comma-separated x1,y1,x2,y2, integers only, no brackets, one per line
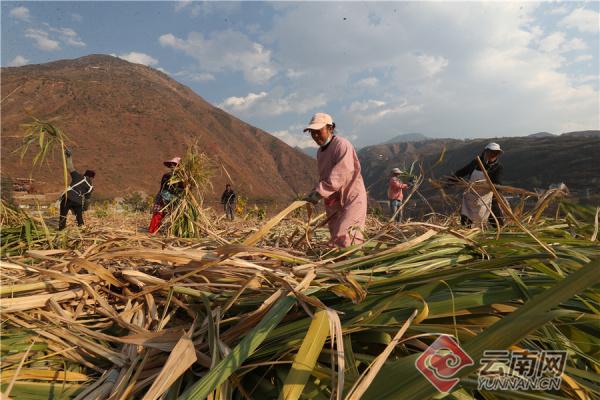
389,178,408,190
453,159,476,179
65,148,75,172
314,141,353,198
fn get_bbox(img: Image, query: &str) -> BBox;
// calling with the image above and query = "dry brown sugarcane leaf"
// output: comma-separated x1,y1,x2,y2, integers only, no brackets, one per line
70,258,123,287
243,201,308,246
0,369,89,383
142,326,197,400
72,368,119,400
117,328,186,352
0,289,85,313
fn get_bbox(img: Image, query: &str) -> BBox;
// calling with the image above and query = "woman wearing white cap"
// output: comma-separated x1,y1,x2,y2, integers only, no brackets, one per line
148,156,182,234
453,142,504,227
303,113,368,247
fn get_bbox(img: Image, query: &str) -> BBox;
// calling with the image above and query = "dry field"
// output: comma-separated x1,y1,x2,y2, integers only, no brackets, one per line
1,196,599,400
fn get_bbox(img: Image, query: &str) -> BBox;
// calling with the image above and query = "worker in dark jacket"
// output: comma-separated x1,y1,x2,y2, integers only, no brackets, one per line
453,142,504,227
221,184,236,221
58,148,95,230
149,157,182,234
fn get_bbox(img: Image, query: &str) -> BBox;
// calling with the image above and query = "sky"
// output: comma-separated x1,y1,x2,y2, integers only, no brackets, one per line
2,1,599,149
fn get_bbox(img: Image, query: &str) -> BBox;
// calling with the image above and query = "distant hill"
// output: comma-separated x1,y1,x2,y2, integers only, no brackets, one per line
1,55,316,201
528,132,556,138
359,136,600,201
384,133,429,144
561,130,600,138
295,146,318,159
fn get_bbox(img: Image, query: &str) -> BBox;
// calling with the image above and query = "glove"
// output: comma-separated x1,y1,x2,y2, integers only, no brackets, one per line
64,148,72,157
303,191,322,205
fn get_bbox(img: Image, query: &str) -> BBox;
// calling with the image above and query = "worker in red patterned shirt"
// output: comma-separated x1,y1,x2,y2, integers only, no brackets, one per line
388,168,408,222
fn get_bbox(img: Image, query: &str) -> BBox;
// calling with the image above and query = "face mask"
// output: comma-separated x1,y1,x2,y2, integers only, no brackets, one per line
320,135,332,147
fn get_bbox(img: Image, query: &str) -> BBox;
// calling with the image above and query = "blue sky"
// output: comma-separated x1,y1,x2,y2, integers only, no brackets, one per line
2,1,599,148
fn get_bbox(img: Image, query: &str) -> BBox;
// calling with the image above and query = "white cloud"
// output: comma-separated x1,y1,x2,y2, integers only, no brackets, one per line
271,129,318,149
159,30,277,84
286,69,306,79
24,24,85,50
219,90,326,117
559,8,600,33
574,54,593,63
348,99,422,125
347,100,386,113
539,32,587,53
25,29,60,51
220,92,268,112
174,71,215,82
10,6,30,22
8,55,29,67
549,6,569,15
356,77,379,88
47,25,86,47
539,32,566,52
116,52,159,66
417,54,449,77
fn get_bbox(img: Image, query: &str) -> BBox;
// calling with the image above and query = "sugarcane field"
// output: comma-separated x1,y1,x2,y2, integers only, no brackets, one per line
1,2,600,400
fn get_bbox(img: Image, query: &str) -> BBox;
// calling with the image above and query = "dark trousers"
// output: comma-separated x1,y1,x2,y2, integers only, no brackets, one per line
59,197,84,230
224,203,234,220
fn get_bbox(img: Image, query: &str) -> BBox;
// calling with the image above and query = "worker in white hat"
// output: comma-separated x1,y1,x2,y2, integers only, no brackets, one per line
303,112,368,247
388,168,409,222
148,156,183,234
453,142,504,227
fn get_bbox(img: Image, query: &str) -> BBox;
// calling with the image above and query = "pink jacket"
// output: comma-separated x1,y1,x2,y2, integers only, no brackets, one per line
315,136,366,207
387,177,408,201
315,135,367,247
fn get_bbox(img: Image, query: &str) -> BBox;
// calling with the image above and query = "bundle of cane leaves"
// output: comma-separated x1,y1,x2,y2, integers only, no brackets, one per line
18,117,71,190
0,200,51,256
164,143,215,238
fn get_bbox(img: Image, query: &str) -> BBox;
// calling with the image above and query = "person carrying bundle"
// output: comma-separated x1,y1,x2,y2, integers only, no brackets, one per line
388,168,409,222
148,157,182,234
303,112,367,248
452,142,504,227
58,148,95,230
220,184,236,221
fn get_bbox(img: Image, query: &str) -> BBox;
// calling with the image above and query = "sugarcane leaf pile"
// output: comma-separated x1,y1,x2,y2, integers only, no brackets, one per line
1,195,599,398
164,143,215,239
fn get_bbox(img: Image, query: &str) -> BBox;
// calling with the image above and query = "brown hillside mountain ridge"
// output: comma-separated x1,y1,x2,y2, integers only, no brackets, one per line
359,135,600,201
1,54,315,202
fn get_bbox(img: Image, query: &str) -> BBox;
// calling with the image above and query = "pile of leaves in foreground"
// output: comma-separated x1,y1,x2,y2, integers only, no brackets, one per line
0,201,598,400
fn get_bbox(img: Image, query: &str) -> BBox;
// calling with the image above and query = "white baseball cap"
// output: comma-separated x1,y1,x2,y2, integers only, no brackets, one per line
303,112,333,132
485,142,503,153
164,157,181,167
391,168,402,174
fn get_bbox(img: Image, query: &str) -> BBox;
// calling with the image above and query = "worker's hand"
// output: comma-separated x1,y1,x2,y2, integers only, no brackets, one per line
303,191,322,205
64,148,72,157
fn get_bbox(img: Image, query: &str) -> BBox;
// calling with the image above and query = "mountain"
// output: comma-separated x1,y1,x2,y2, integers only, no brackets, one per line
528,132,555,138
1,55,316,202
561,130,600,138
384,133,429,144
359,136,600,201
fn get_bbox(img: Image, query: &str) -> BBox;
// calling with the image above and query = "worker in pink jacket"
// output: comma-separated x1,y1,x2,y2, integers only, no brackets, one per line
303,113,368,247
388,168,409,222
